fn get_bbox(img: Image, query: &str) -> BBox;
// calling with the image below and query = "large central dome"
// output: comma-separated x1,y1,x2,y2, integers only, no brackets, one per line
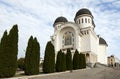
75,8,93,20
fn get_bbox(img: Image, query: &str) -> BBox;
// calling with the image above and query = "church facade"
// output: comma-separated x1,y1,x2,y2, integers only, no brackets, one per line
51,8,108,65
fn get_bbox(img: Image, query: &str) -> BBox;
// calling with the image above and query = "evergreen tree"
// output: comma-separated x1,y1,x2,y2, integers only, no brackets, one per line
33,38,40,74
56,50,62,72
73,49,80,70
25,36,33,75
79,53,86,69
0,24,18,77
56,50,66,72
0,31,8,77
79,53,83,69
43,41,55,73
62,52,66,71
82,54,86,68
25,36,40,75
7,24,18,76
66,49,72,70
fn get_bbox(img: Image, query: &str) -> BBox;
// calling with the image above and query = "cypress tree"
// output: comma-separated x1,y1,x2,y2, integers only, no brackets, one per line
82,54,86,68
0,24,18,77
66,49,72,70
25,36,34,75
56,50,62,72
25,36,40,75
33,38,40,74
62,52,66,71
43,41,55,73
0,31,8,77
79,53,86,69
7,24,18,76
56,50,66,72
79,53,83,69
73,49,80,70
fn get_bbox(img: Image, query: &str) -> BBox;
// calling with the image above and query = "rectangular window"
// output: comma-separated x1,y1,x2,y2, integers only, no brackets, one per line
85,18,87,23
79,19,80,24
87,30,89,34
77,21,79,23
88,19,90,23
82,18,84,23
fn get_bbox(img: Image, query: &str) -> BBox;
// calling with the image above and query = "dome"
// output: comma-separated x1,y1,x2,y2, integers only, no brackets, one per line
111,55,114,57
99,37,108,46
54,16,68,25
75,8,93,20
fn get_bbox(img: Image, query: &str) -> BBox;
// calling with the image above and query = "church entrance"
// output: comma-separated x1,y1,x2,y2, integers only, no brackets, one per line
86,53,90,63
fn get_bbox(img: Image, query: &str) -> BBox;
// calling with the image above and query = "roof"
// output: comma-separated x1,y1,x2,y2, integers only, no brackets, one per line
75,8,93,20
53,16,68,26
99,37,108,46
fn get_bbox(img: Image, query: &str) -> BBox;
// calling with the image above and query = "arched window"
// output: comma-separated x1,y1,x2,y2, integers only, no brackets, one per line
63,32,74,46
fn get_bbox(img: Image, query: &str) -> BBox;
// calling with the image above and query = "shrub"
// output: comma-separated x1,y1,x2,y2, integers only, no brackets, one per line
17,58,25,70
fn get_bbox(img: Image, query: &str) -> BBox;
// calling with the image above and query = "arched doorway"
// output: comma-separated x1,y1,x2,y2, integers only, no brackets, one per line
86,53,90,63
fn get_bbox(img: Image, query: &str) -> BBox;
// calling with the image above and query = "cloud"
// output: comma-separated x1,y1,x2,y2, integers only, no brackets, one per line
0,0,120,58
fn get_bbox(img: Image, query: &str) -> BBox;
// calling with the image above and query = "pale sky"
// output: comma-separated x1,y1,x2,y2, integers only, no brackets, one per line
0,0,120,59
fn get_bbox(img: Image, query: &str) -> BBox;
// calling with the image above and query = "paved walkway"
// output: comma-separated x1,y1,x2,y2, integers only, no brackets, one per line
8,67,120,79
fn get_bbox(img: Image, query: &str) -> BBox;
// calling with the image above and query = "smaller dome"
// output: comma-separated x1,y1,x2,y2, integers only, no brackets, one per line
99,37,108,46
111,55,114,57
53,16,68,26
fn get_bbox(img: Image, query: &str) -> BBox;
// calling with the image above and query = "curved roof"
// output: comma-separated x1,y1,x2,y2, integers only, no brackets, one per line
99,37,108,46
75,8,93,20
53,16,68,26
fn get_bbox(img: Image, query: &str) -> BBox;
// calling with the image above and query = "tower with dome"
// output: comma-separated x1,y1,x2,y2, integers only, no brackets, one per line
51,8,108,65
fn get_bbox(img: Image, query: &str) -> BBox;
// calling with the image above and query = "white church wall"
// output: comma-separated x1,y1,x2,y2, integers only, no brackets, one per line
89,31,98,55
76,35,81,52
90,53,97,63
81,34,91,52
55,33,60,52
98,45,107,64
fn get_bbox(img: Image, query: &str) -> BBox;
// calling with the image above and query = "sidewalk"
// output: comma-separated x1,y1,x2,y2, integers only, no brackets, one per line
6,67,120,79
7,68,88,79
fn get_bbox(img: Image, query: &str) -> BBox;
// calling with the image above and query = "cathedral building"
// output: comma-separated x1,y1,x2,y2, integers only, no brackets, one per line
51,8,108,65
